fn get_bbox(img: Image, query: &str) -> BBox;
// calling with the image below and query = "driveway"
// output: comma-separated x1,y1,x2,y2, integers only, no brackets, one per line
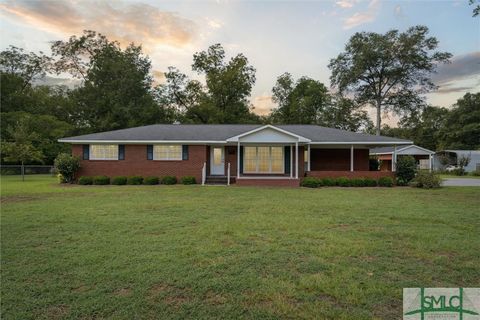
442,178,480,187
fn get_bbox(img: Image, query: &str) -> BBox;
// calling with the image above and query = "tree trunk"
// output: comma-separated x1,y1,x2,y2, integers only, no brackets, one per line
21,161,25,182
376,99,382,136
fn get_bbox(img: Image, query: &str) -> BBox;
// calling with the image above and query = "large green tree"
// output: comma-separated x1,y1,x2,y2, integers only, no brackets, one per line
160,44,259,123
52,30,174,132
270,73,372,131
328,25,451,135
439,92,480,149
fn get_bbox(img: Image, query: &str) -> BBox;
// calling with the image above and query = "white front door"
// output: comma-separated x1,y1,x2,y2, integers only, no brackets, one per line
210,147,225,175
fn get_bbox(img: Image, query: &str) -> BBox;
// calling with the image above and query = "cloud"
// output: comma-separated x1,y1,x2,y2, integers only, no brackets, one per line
432,51,480,94
336,0,356,9
252,95,274,116
394,5,404,18
0,0,196,50
205,18,223,29
343,0,380,29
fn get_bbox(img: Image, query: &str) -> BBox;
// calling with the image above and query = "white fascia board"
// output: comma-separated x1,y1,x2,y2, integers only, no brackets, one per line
309,141,413,145
57,139,226,144
226,125,310,142
400,145,435,154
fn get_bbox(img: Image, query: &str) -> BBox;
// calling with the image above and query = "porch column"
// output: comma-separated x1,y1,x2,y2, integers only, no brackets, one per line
295,141,299,179
307,144,311,172
237,141,240,178
350,144,354,172
290,145,293,178
392,145,397,172
429,154,433,172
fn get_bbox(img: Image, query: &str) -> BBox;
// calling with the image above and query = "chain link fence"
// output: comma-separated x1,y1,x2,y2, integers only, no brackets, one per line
0,165,56,176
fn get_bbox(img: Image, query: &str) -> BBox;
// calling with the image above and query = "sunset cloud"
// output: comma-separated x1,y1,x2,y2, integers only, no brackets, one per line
0,0,196,50
336,0,356,9
343,0,380,29
252,95,275,116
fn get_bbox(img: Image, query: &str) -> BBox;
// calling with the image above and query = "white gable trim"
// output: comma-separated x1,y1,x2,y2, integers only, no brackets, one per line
370,144,435,155
226,125,310,142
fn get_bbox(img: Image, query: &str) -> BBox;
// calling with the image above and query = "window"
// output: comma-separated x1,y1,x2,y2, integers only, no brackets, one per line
244,146,284,173
153,145,182,160
90,145,118,160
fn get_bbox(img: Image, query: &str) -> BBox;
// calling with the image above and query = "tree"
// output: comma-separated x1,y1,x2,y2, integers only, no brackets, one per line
328,25,451,135
270,73,372,131
52,30,174,132
438,92,480,149
2,121,44,181
397,105,449,150
469,0,480,17
160,44,259,124
271,73,330,124
0,46,52,93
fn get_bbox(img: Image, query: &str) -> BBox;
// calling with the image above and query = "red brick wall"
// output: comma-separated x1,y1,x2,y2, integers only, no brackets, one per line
306,171,395,179
236,178,300,187
72,144,207,181
310,148,369,171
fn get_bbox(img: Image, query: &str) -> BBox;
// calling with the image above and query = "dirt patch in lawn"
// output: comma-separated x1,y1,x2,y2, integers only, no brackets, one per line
45,304,70,319
113,287,132,297
72,285,91,293
148,283,193,307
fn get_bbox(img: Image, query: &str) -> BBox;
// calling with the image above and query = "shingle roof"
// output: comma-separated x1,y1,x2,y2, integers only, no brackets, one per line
59,124,412,144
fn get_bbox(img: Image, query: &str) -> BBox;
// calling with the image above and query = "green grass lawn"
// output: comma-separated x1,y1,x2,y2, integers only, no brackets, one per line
1,175,479,319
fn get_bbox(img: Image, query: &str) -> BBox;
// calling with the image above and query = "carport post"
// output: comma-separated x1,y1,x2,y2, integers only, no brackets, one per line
307,144,311,172
237,141,240,178
350,145,354,172
295,142,299,179
392,145,397,172
429,154,433,172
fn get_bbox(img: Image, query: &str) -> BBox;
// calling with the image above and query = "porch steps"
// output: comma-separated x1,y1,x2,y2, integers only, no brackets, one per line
205,176,233,185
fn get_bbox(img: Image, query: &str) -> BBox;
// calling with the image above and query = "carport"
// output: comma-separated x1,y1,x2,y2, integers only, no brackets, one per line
370,145,435,172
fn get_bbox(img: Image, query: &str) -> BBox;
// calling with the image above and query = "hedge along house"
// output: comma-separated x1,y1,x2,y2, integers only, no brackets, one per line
370,145,436,172
59,124,412,186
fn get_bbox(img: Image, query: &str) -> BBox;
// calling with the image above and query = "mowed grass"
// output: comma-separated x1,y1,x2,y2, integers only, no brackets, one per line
1,175,479,319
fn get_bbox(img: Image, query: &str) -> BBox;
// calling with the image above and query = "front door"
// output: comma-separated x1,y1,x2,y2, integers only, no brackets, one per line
210,147,225,175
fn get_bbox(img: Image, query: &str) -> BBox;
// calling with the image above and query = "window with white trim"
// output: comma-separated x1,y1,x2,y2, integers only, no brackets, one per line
153,145,182,160
90,145,118,160
244,146,284,173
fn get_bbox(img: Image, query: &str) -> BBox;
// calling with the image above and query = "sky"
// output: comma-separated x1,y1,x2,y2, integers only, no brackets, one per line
1,0,479,125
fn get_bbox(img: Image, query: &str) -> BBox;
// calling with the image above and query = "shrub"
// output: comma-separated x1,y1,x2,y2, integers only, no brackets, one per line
78,176,93,185
369,158,380,171
411,172,442,189
337,177,351,187
378,176,393,187
321,178,336,186
54,153,80,183
111,176,127,185
93,175,110,185
396,156,417,184
301,177,320,188
144,176,159,185
161,176,177,185
181,176,196,185
127,176,143,185
470,170,480,176
364,178,377,187
451,168,466,176
351,178,366,187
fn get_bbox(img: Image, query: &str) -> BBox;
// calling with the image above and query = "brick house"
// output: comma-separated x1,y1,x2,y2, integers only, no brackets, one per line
59,124,412,186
